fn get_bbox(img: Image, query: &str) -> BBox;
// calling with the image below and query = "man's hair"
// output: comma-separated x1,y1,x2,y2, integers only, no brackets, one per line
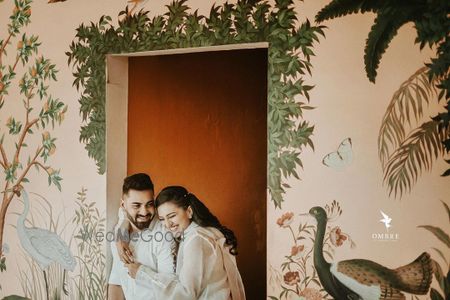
122,173,154,195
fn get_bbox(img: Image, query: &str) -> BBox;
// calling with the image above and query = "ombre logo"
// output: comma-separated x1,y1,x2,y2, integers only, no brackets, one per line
371,210,399,241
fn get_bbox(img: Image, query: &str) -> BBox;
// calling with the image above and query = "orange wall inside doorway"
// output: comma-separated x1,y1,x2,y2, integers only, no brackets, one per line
127,48,267,299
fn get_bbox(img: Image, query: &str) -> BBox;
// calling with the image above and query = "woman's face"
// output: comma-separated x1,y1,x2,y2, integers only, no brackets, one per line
157,201,192,235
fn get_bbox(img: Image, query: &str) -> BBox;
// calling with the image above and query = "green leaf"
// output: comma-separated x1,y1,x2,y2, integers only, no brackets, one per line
430,288,444,300
418,225,450,248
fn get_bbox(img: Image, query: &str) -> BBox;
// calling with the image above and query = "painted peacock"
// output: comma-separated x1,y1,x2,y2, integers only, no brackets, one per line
309,206,433,300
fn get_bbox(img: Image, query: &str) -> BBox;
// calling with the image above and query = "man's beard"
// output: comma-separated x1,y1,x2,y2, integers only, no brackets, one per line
133,213,153,230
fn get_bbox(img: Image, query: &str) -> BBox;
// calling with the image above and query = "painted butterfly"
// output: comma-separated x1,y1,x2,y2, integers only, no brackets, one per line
322,138,353,171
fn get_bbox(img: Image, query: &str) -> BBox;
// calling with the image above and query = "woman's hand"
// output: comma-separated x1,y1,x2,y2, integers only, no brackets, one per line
125,262,142,279
116,239,134,264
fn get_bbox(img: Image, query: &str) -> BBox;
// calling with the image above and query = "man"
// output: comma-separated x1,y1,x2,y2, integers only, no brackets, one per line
108,173,174,300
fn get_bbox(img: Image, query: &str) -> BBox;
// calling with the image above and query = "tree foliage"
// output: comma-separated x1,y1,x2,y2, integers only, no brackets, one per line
67,0,325,208
0,0,65,260
316,0,450,194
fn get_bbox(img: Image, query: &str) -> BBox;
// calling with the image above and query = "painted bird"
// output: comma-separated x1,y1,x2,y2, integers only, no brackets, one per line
16,189,76,300
309,206,433,300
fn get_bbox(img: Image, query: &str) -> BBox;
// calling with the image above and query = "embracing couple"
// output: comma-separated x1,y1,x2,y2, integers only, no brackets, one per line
108,173,246,300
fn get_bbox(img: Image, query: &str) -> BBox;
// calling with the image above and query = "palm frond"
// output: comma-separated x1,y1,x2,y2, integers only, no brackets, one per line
315,0,382,23
364,11,409,82
384,120,450,198
378,66,440,167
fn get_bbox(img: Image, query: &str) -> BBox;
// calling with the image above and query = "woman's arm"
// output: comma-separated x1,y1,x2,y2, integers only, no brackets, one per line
129,235,214,299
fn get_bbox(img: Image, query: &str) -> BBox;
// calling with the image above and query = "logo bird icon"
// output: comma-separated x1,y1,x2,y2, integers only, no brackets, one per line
380,210,392,230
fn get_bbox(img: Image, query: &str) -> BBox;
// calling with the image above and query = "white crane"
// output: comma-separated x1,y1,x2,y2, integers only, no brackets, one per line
16,189,76,300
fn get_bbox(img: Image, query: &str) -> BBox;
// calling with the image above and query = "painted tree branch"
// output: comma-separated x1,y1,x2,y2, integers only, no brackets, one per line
0,32,13,66
0,55,22,106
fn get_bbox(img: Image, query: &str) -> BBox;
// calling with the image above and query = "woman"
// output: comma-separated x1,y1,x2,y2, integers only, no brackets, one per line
124,186,246,300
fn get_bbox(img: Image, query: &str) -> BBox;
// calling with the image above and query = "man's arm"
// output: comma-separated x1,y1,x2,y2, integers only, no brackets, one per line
108,239,125,300
108,284,125,300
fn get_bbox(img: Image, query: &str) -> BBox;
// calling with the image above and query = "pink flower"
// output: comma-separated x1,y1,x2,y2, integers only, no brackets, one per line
283,271,300,286
277,212,294,227
330,226,347,247
290,245,305,258
300,288,322,300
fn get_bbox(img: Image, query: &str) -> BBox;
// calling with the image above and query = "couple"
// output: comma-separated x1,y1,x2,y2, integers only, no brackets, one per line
108,173,246,300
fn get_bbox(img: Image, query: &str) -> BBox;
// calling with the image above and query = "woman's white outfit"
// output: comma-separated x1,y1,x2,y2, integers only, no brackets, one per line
135,222,246,300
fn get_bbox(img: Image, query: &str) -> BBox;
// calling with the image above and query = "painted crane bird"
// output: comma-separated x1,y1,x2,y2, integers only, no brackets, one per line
309,206,433,300
17,189,76,300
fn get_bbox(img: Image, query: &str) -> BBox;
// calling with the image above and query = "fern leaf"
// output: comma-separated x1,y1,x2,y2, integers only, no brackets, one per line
384,120,449,198
315,0,381,23
378,67,440,167
364,11,408,82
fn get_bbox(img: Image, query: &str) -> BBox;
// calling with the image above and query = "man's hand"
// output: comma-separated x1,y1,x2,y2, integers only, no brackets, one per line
125,263,142,279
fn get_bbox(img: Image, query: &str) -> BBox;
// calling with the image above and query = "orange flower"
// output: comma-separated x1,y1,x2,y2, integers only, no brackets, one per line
277,212,294,228
283,271,300,286
291,245,304,258
330,226,347,247
31,67,37,78
43,100,49,112
42,131,50,140
17,40,23,50
300,288,322,300
49,145,56,155
24,9,31,16
0,82,4,92
46,167,54,175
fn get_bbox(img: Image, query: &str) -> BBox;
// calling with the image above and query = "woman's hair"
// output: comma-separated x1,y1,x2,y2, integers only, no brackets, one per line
155,186,238,255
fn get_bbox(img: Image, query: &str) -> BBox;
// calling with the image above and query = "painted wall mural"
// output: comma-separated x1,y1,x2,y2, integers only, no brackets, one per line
0,0,448,299
67,0,324,208
315,0,450,196
0,0,65,266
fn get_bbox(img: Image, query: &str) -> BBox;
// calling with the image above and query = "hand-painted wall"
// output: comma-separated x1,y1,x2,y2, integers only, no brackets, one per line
0,0,448,299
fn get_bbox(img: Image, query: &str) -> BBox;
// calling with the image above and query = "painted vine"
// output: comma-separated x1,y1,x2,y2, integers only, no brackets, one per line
67,0,325,208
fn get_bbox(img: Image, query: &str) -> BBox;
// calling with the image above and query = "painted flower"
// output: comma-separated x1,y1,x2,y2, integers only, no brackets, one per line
31,67,37,78
42,131,50,140
277,212,294,228
300,288,322,300
330,226,347,247
49,145,56,155
43,100,49,112
283,271,300,286
290,245,304,258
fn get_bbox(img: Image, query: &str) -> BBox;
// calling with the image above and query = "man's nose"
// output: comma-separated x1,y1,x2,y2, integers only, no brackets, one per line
139,205,149,216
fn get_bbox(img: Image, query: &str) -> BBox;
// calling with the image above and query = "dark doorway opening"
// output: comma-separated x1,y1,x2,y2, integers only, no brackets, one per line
127,48,267,299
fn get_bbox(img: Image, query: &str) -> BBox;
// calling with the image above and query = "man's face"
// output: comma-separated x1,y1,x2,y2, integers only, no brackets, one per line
121,189,155,230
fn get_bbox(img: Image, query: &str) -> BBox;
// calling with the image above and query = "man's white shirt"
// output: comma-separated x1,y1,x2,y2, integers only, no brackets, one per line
109,218,174,299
